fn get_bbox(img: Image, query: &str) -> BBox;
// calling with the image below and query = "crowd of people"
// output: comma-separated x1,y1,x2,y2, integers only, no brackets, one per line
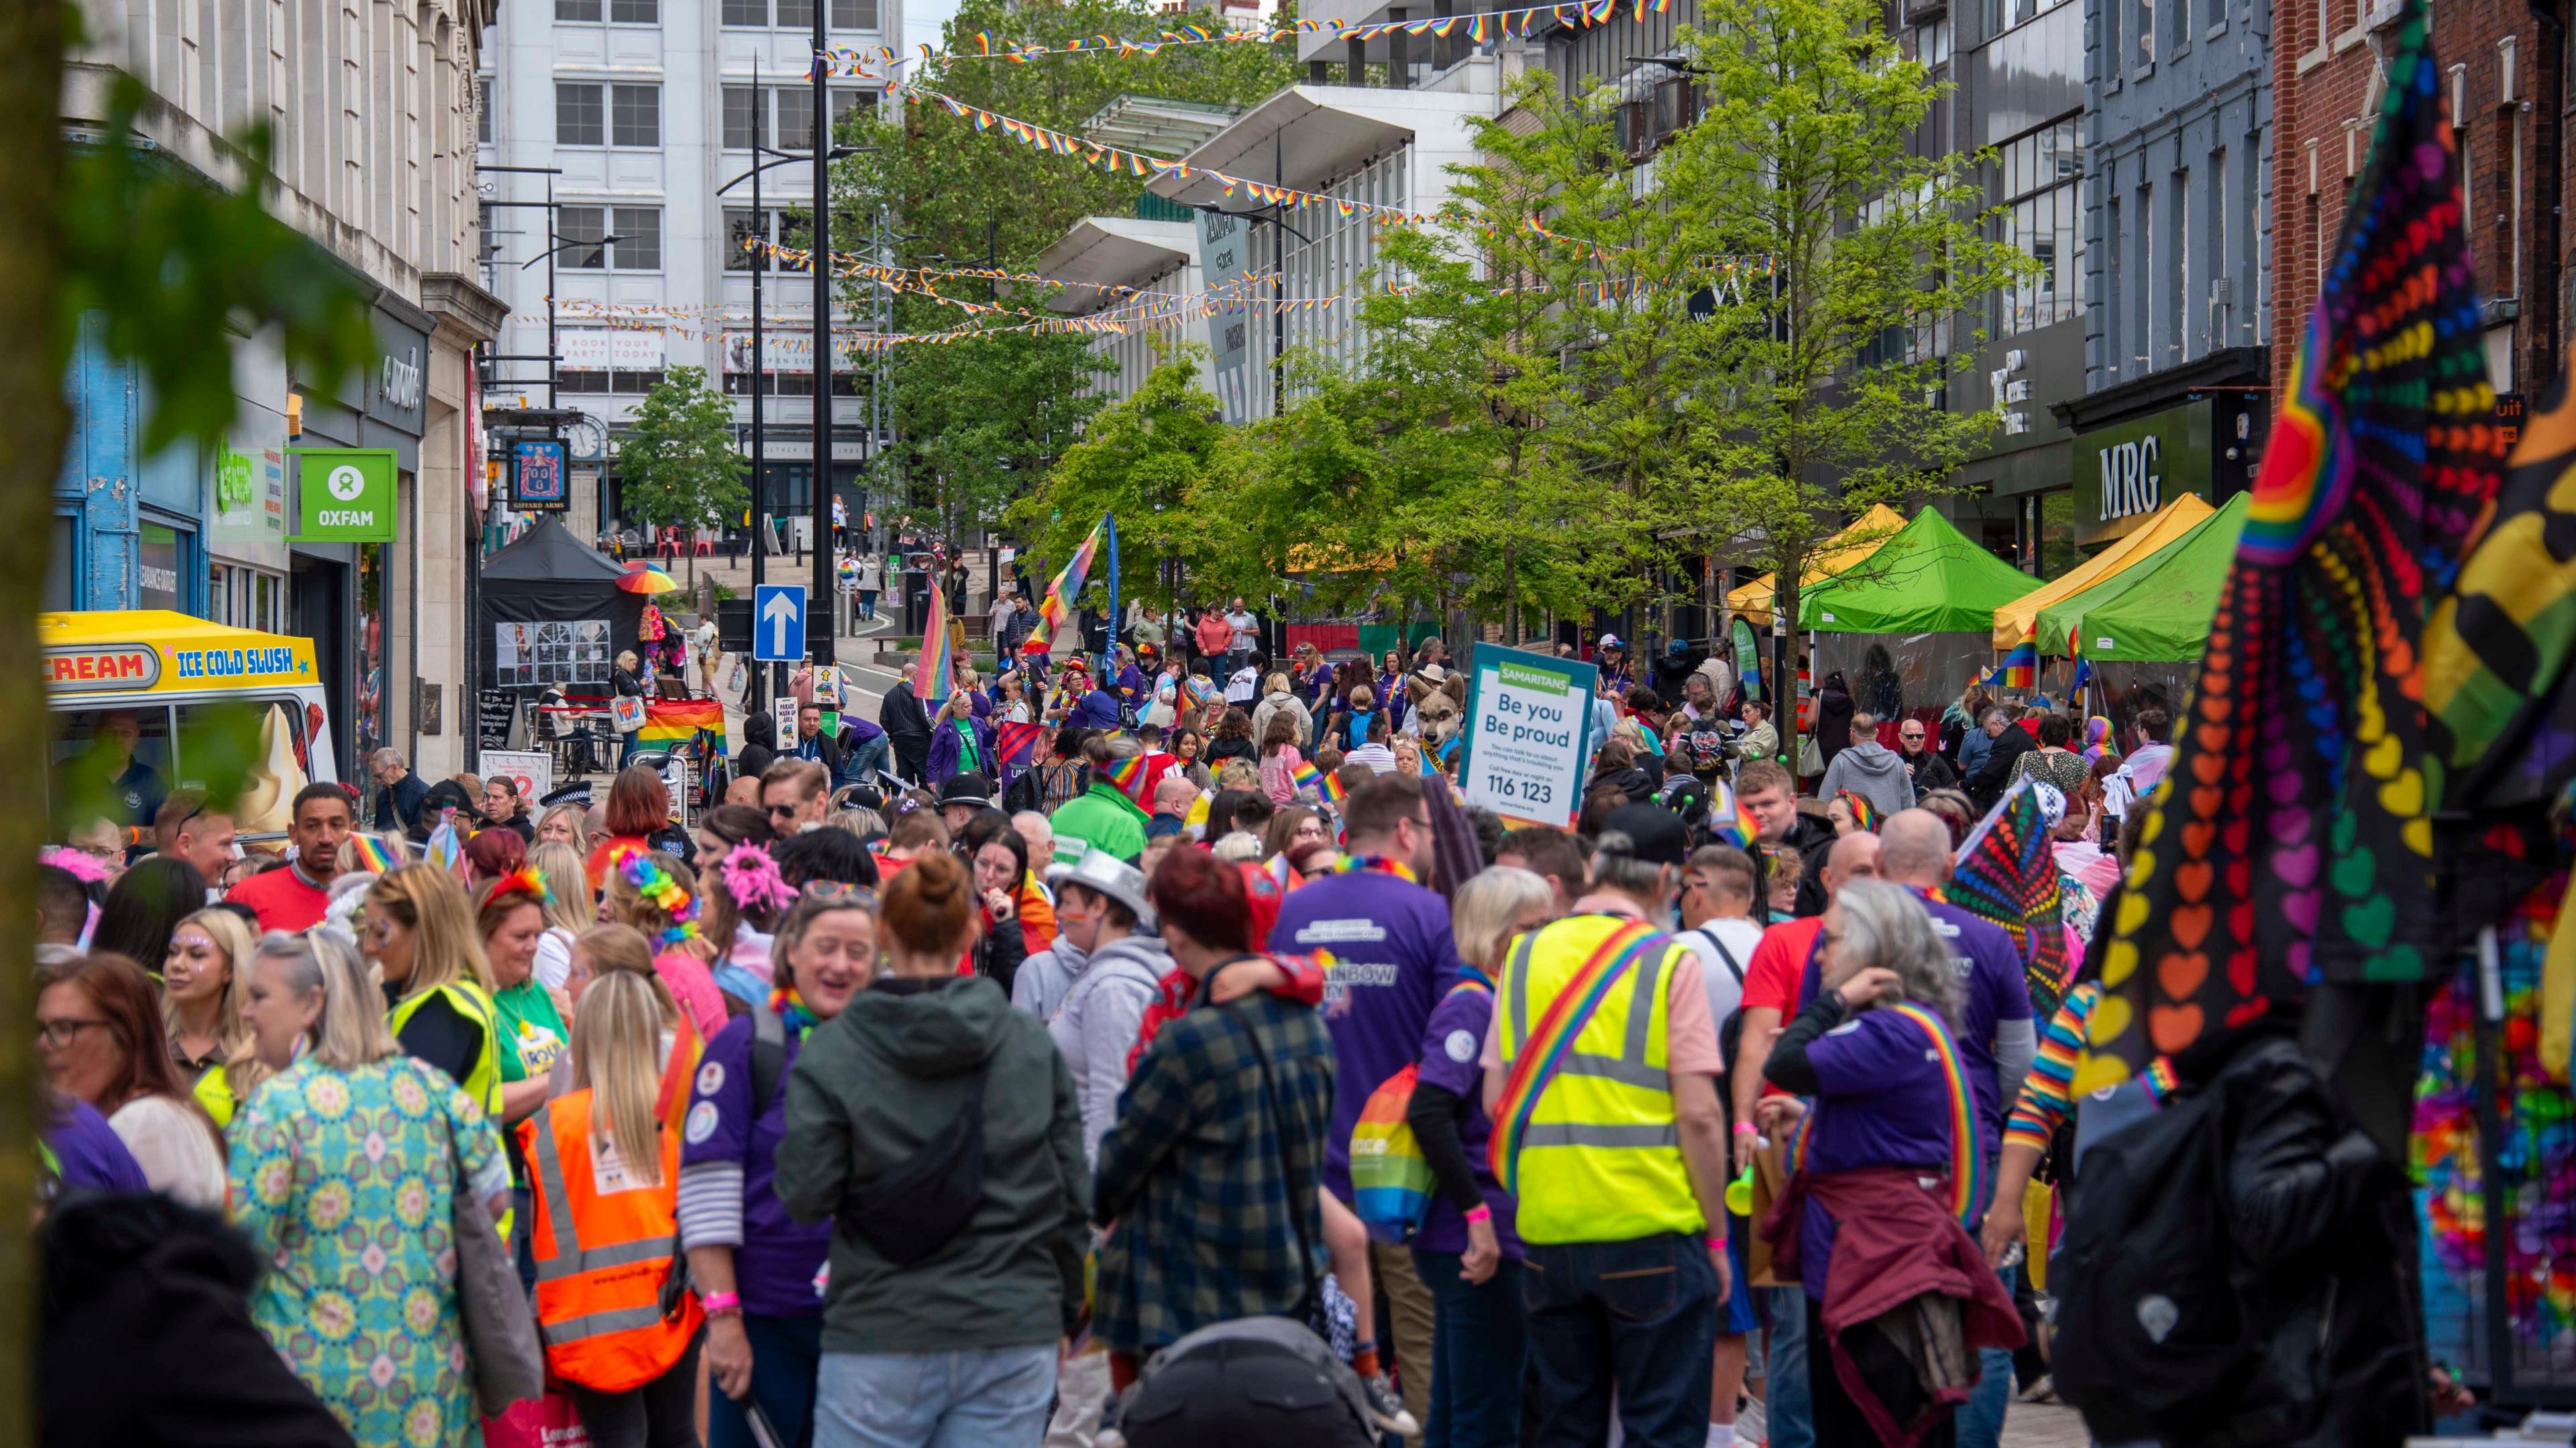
34,615,2445,1448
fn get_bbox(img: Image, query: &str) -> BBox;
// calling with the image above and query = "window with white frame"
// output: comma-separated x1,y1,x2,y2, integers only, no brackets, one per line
559,206,663,270
1993,117,2082,337
556,82,659,147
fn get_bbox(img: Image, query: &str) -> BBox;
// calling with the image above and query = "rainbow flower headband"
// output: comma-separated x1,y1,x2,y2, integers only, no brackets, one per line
612,845,702,947
490,867,551,903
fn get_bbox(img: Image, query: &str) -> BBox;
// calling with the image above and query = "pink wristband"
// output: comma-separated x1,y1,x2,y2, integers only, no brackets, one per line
1705,1235,1727,1250
700,1290,741,1317
1463,1205,1493,1225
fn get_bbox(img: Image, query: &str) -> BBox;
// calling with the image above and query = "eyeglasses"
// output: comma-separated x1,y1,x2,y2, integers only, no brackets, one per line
803,881,879,909
36,1017,113,1050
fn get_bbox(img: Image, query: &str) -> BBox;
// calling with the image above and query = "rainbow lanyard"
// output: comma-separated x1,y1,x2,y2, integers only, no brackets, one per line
769,986,818,1040
1334,854,1419,887
1788,1003,1982,1228
1487,920,1662,1192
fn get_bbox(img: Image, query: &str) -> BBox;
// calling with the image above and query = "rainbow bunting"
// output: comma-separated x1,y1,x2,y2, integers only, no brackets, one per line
1024,515,1107,657
1981,643,2036,689
2084,0,2503,1089
916,577,953,702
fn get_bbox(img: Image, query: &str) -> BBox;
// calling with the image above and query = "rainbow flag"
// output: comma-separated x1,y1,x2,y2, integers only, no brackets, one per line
1102,750,1150,804
1022,514,1108,657
915,576,953,702
1981,643,2036,689
639,697,725,750
350,833,402,873
1709,779,1758,849
1291,759,1323,798
1318,768,1348,806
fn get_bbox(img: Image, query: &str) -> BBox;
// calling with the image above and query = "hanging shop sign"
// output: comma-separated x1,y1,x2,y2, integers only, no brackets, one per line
288,447,398,543
511,439,571,512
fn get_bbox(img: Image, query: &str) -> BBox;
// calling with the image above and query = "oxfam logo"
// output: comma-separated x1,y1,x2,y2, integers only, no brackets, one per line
326,464,368,502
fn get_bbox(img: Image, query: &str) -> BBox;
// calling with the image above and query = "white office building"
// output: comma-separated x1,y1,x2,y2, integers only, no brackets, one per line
477,0,959,545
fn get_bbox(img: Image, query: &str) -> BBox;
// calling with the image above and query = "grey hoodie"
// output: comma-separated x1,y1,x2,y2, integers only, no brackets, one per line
1011,937,1091,1023
1048,932,1174,1166
775,974,1088,1354
1818,740,1915,821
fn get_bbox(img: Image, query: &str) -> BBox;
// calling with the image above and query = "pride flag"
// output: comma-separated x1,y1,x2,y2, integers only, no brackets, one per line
916,576,953,702
639,697,725,750
1318,767,1348,807
1709,779,1759,849
1291,759,1323,798
1022,514,1108,656
1981,643,2036,689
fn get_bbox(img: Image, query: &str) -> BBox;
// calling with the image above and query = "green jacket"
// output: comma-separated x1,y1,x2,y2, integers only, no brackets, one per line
775,974,1089,1354
1048,781,1149,866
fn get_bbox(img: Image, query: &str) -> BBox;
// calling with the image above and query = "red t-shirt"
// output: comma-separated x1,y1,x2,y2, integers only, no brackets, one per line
227,867,331,933
1739,916,1826,1017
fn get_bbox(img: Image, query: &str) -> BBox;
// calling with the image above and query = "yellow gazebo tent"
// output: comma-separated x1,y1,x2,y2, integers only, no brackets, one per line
1725,504,1909,618
1990,493,2216,652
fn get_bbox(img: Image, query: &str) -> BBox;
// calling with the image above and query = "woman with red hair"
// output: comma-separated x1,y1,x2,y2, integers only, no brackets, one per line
587,766,673,889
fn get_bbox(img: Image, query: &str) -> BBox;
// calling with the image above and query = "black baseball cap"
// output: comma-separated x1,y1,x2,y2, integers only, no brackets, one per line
1603,802,1692,867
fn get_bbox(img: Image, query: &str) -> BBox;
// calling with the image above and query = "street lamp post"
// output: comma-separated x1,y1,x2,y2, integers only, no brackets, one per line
812,3,837,664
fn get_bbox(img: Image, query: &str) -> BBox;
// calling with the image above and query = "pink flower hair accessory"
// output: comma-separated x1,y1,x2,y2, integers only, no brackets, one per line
719,842,796,915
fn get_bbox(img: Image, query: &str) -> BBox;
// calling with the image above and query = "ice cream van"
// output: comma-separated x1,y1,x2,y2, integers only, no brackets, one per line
42,610,341,840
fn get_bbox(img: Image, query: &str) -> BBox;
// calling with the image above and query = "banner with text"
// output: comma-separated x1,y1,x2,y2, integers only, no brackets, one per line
1458,644,1598,830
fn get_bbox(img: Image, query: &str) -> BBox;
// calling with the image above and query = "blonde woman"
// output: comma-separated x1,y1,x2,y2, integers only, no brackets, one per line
521,970,704,1443
599,848,731,1042
526,840,596,991
162,906,261,1125
231,930,508,1447
365,864,504,1121
537,801,591,854
568,923,696,1136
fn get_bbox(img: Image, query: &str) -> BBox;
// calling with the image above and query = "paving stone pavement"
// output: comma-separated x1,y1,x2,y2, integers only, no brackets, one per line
2000,1400,2092,1447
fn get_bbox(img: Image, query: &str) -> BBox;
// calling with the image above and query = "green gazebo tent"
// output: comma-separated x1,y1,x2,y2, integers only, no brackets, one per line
2035,491,2249,662
1796,506,2041,633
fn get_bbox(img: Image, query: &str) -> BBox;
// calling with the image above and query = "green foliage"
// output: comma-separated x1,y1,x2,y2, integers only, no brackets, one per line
890,331,1112,540
60,74,375,455
1009,352,1228,603
615,366,750,532
1668,0,2034,620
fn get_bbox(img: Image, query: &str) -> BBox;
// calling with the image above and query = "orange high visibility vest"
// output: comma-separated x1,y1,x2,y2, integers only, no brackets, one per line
519,1091,703,1393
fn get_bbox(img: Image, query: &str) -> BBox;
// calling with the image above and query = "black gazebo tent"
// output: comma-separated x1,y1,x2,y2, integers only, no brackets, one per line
479,518,646,698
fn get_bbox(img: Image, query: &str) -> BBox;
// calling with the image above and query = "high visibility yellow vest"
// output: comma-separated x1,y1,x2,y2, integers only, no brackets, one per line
386,978,505,1122
1492,913,1705,1245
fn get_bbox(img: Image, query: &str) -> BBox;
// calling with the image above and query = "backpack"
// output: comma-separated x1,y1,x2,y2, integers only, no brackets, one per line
2052,1049,2279,1445
1347,971,1493,1245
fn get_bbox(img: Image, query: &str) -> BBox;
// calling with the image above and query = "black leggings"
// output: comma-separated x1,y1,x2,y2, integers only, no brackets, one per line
567,1330,704,1448
1806,1296,1955,1448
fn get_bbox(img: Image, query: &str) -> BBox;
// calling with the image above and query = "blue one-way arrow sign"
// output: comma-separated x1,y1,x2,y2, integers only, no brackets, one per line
753,583,807,663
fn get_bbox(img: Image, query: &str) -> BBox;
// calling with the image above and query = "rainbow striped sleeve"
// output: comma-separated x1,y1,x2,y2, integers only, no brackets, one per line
2004,982,2098,1154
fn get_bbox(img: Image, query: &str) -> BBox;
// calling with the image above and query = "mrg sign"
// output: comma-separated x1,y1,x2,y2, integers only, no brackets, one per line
289,447,398,543
2070,400,2214,548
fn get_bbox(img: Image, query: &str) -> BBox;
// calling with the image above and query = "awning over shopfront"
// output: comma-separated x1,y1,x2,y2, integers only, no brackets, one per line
2035,492,2249,663
1725,503,1908,618
1991,492,2216,651
1797,507,2039,634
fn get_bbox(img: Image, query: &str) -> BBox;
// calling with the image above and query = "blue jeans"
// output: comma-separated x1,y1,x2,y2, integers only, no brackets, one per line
1953,1264,2019,1448
710,1314,822,1448
1412,1249,1529,1448
1764,1286,1814,1448
814,1341,1055,1448
1521,1233,1718,1448
843,732,890,785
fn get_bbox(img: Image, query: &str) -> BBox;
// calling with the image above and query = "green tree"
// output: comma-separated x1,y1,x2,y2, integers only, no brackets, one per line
894,331,1110,550
615,366,749,583
1666,0,2032,642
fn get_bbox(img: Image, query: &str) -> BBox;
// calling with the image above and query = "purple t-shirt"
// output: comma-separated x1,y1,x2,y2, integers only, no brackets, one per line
1796,1009,1955,1299
682,1013,834,1317
1269,869,1460,1202
1915,890,2033,1147
1409,985,1521,1259
48,1095,149,1194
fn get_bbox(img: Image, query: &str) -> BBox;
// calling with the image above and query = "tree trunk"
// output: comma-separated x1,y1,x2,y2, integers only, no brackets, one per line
0,2,66,1436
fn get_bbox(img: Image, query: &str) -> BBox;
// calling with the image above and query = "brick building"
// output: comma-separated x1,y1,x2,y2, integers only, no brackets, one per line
2268,0,2562,402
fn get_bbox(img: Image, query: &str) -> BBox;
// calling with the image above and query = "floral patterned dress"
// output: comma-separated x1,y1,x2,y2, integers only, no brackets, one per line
229,1054,507,1448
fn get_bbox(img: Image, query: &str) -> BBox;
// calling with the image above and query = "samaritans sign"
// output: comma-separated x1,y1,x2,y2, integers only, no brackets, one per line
290,447,397,543
1459,645,1599,830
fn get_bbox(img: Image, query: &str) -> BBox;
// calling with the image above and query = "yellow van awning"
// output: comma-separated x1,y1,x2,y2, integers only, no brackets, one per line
1991,493,2216,652
1725,504,1909,618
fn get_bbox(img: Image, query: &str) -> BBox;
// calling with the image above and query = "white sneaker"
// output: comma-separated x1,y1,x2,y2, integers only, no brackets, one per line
1361,1372,1420,1437
1734,1396,1768,1446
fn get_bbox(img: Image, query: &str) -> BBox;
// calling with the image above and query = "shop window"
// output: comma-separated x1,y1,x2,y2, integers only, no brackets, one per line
46,515,75,611
138,522,187,612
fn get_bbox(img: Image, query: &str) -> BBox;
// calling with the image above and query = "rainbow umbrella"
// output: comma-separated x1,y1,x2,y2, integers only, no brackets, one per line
615,563,680,594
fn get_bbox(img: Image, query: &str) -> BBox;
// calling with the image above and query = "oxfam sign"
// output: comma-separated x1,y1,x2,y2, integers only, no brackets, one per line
289,448,397,543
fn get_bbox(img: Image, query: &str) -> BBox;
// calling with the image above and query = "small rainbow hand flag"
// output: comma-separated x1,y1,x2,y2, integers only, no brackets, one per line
1102,750,1152,804
1982,643,2037,689
1318,769,1348,806
1291,759,1323,797
350,833,402,873
1709,779,1758,849
916,577,953,702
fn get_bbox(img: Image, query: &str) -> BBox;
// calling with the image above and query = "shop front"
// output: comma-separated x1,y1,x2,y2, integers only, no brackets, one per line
2051,345,2271,558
